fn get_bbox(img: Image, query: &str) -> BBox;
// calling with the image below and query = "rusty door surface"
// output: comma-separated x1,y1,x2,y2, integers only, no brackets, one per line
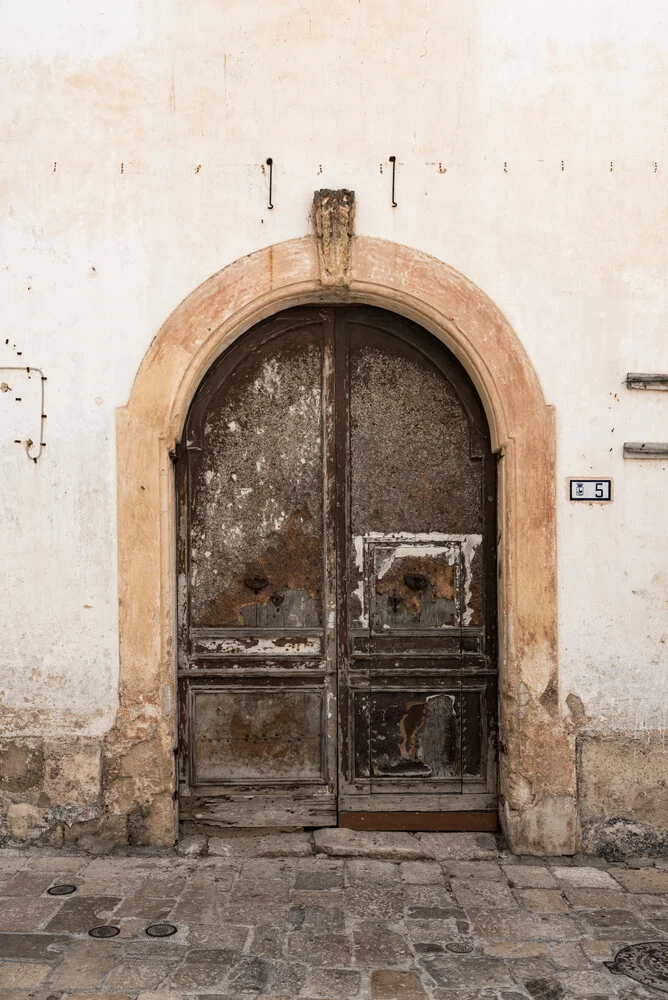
177,306,497,828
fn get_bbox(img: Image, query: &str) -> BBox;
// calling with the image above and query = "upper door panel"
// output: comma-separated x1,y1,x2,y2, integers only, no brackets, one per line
187,327,325,632
345,318,488,640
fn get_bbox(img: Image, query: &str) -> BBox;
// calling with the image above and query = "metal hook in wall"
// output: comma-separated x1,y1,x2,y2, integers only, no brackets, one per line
389,155,397,207
266,157,274,210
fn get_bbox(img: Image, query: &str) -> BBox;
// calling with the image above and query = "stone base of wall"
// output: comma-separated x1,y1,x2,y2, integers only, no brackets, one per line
0,737,103,847
3,730,667,856
578,731,668,859
0,733,174,852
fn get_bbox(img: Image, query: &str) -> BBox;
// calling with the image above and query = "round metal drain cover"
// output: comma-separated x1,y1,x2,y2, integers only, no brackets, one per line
47,884,77,896
606,941,668,993
446,941,473,954
88,925,120,939
146,923,177,938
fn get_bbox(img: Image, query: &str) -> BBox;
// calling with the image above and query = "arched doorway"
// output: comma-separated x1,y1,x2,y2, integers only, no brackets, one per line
176,305,498,830
115,235,576,855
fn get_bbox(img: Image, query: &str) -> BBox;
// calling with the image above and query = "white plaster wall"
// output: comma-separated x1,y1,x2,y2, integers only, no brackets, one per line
1,0,667,737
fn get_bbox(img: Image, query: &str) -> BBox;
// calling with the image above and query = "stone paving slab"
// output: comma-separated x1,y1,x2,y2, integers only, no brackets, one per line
416,834,499,862
551,866,620,890
209,833,313,859
0,839,664,998
313,830,432,860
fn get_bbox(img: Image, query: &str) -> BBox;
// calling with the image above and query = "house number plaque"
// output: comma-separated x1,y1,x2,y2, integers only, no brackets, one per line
568,478,613,502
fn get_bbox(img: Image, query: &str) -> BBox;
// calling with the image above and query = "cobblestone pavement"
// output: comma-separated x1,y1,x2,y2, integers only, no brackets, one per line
0,831,666,1000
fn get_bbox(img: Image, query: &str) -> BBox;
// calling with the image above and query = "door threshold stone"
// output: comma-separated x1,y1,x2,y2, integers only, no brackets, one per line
313,828,499,860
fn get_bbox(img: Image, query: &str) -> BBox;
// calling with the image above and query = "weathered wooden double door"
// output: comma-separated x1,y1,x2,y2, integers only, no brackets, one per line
177,306,497,829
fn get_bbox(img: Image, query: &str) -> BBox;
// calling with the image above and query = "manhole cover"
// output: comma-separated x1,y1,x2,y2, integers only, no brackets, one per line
88,925,120,939
146,923,178,937
446,941,473,954
47,884,77,896
606,941,668,993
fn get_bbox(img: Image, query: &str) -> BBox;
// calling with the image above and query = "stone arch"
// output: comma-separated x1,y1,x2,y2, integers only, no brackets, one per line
113,236,578,854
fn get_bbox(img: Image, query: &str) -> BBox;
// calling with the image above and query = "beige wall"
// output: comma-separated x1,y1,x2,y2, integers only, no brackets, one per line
1,0,666,851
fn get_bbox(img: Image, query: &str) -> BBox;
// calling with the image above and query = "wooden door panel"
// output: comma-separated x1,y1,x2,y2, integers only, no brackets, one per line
346,330,483,536
189,633,323,658
178,310,337,827
367,688,462,783
190,686,327,786
338,309,497,816
370,542,459,630
186,331,324,632
353,635,464,656
179,794,337,828
349,688,370,783
461,675,497,793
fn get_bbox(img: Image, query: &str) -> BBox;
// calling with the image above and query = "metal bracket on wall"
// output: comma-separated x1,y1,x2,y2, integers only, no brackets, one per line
623,442,668,459
266,157,274,210
0,366,47,462
389,155,397,207
626,373,668,390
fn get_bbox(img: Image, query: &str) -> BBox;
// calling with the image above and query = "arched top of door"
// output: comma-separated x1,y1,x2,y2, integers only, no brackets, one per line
124,236,551,458
182,305,492,458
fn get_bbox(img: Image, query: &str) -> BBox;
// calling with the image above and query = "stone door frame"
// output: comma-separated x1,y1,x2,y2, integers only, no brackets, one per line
114,236,579,854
